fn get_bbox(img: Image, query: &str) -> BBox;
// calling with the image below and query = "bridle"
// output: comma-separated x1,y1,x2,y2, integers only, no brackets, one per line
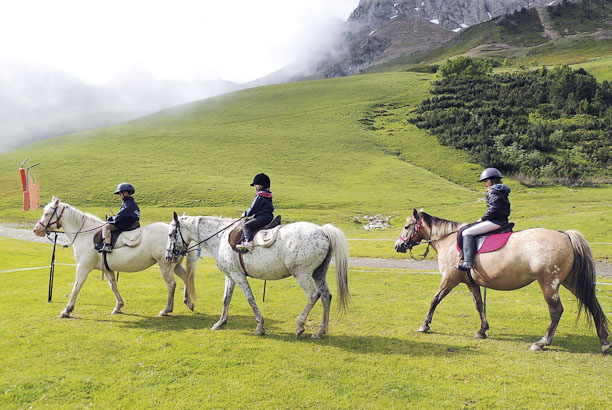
398,216,433,261
37,204,66,233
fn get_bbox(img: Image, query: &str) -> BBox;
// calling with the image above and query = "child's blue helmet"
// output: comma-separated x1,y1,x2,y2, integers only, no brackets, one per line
478,168,502,182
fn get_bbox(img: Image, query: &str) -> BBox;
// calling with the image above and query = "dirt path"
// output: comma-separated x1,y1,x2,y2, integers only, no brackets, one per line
2,223,611,277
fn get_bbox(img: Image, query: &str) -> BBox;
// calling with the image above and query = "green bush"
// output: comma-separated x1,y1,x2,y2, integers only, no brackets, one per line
409,58,612,184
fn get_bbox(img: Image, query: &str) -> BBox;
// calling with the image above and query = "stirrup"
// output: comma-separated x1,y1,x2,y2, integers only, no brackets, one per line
236,241,253,252
455,261,473,271
102,244,113,253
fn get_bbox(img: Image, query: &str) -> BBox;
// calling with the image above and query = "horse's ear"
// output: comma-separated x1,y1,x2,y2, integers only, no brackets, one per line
419,207,424,212
173,211,178,222
413,208,419,219
53,197,60,206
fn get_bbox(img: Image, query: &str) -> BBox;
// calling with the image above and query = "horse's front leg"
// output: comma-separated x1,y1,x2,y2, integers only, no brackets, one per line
419,274,460,333
103,270,124,315
158,262,177,316
466,281,489,339
173,261,195,312
212,275,235,330
531,279,564,351
234,274,265,336
60,264,93,318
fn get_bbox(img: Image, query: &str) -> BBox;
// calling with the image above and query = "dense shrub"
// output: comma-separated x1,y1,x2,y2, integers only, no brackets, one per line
409,58,612,184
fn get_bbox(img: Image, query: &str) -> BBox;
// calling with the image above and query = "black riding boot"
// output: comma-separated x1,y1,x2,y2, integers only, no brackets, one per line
456,234,476,271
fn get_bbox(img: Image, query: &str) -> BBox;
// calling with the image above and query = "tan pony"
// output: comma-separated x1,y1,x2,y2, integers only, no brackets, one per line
395,209,611,353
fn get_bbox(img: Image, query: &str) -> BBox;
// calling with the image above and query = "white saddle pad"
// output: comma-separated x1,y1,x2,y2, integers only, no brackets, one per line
253,225,281,248
115,228,143,248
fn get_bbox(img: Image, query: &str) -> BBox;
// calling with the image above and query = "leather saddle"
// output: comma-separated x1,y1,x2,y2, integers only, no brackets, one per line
456,222,515,254
93,222,141,252
229,215,282,254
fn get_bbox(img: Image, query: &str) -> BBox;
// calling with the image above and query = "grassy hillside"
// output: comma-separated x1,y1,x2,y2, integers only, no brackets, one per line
1,70,612,259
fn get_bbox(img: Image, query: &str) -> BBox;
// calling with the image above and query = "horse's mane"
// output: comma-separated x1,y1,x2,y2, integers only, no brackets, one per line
420,211,465,237
63,202,104,223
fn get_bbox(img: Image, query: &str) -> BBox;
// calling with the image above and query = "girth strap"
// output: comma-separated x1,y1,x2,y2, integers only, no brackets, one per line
238,253,250,277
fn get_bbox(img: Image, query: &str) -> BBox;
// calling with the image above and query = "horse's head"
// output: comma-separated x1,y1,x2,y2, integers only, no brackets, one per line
395,208,425,253
166,211,187,262
33,197,65,237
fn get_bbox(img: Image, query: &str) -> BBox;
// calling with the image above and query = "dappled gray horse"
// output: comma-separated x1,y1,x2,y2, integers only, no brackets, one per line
166,213,350,338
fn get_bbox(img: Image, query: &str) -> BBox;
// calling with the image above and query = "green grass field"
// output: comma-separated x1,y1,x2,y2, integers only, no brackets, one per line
1,238,612,409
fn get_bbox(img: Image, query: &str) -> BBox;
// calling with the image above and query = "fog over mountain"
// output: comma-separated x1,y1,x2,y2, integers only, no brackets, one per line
0,59,242,153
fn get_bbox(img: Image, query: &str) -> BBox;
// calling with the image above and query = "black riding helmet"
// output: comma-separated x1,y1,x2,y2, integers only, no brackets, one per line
114,182,135,195
250,173,270,188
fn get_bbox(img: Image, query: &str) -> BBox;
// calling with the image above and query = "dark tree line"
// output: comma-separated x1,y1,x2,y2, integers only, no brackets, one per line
409,57,612,184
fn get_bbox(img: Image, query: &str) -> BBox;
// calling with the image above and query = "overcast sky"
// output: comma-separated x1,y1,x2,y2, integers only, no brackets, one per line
0,0,359,85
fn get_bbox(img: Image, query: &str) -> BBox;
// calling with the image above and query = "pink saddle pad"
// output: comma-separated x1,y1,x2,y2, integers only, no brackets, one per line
456,232,513,254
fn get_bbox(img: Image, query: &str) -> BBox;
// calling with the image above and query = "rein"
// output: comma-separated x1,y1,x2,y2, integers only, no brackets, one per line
173,216,245,257
40,205,108,248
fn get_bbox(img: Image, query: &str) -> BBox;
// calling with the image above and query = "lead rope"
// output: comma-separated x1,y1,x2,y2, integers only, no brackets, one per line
48,233,58,303
186,218,201,262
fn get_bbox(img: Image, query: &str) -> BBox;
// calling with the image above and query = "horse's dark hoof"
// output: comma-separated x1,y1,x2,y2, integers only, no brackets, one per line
475,332,487,339
601,343,612,354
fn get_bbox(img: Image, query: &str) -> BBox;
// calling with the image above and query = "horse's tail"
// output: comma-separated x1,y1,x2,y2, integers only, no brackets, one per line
184,250,198,302
565,230,609,338
322,224,350,314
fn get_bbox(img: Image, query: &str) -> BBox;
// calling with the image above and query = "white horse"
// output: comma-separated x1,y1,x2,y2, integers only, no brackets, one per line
34,197,197,318
166,212,350,338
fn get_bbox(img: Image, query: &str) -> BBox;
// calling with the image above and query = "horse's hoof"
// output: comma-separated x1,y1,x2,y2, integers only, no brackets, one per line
158,310,170,317
311,331,325,339
210,321,226,330
255,327,266,336
59,311,70,318
530,343,543,351
418,324,430,333
111,308,122,315
187,303,194,312
601,343,612,354
296,328,305,338
475,332,487,339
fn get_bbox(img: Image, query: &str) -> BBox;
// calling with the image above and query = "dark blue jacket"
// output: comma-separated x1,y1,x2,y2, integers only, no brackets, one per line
108,196,140,230
245,191,274,220
482,184,511,224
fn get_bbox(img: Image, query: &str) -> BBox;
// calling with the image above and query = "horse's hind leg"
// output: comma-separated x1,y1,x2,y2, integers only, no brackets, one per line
312,257,333,339
419,275,460,333
60,265,92,318
466,282,489,339
212,275,235,330
531,279,564,351
562,274,611,353
103,270,124,315
158,262,177,316
293,271,322,338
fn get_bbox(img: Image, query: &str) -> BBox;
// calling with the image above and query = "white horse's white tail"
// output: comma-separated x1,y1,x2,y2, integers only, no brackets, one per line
322,224,350,313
